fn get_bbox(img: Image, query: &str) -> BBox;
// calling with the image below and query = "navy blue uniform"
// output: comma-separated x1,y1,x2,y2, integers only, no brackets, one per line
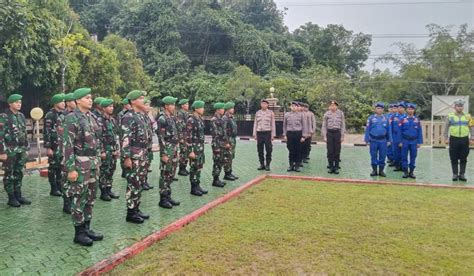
390,113,406,168
365,114,392,167
397,115,423,171
385,112,395,162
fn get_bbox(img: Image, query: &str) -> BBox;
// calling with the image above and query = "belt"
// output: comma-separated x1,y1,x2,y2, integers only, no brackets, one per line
328,129,340,133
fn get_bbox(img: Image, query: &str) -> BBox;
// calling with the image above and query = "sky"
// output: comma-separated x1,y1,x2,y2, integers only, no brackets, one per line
273,0,474,71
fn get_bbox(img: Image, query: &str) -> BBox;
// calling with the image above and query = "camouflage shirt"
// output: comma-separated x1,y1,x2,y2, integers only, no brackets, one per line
210,112,229,148
141,113,154,157
186,113,205,154
176,109,189,140
63,109,101,172
157,112,179,157
101,114,119,153
0,109,28,154
223,112,238,140
43,108,62,150
121,110,150,161
57,109,73,165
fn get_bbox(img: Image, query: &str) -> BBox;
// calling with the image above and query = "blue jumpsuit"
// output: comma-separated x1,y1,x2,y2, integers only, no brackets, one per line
398,116,423,170
365,114,391,167
390,113,406,167
386,112,394,161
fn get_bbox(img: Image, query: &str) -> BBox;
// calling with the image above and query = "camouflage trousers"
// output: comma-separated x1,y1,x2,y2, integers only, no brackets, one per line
48,152,63,187
67,157,99,226
223,140,236,173
126,159,147,209
159,145,178,195
212,146,231,177
2,151,27,194
178,140,189,169
99,151,117,189
189,151,205,183
144,150,153,186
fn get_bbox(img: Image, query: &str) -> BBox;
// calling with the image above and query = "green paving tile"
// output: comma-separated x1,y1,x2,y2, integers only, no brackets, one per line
0,142,472,274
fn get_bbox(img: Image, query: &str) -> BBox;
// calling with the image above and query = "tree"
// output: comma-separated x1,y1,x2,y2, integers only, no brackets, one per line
225,66,265,115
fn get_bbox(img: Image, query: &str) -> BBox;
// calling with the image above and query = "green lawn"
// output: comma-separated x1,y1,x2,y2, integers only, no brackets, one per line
109,179,474,275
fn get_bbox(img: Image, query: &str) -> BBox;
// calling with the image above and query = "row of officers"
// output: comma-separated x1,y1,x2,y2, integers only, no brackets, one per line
0,92,473,246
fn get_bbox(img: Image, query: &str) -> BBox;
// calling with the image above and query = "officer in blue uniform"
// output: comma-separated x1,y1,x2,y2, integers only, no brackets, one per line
386,103,398,166
390,101,406,171
365,102,392,177
398,103,423,179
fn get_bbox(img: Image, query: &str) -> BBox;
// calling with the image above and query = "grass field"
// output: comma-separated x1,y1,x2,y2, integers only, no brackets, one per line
109,179,474,275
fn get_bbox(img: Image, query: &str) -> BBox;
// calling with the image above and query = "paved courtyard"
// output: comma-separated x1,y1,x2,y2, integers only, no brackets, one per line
0,141,472,275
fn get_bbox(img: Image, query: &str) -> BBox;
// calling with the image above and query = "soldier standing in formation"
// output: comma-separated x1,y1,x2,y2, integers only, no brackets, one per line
142,99,155,191
253,99,276,171
121,90,150,224
98,99,120,201
389,102,406,171
283,101,308,172
210,102,230,187
177,99,190,177
0,94,31,207
444,99,474,181
322,100,346,174
398,103,423,179
223,101,239,181
186,100,208,196
63,88,103,246
386,103,398,165
119,98,132,179
44,93,66,197
157,96,180,209
365,102,391,177
302,103,316,163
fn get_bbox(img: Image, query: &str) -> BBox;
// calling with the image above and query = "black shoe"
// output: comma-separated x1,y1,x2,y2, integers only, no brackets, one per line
333,162,340,174
287,166,294,172
126,208,145,223
63,198,71,214
191,182,203,196
408,169,416,179
265,162,271,171
293,163,301,172
121,171,127,178
370,165,378,177
257,163,265,170
159,194,173,209
230,171,239,179
224,172,237,181
136,205,150,219
452,174,459,181
7,193,20,208
50,183,62,197
107,187,120,199
168,192,180,206
378,166,386,177
14,190,31,205
402,170,409,178
298,162,303,168
178,168,189,176
459,163,467,181
394,166,403,172
388,163,395,167
100,188,111,201
146,182,154,189
173,177,179,181
74,224,93,246
84,220,103,241
303,159,309,163
196,181,208,194
459,174,467,182
142,183,150,191
212,177,226,188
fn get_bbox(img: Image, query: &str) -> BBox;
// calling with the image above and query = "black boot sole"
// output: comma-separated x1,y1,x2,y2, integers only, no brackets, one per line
191,191,203,196
74,239,93,246
126,217,145,224
159,203,173,209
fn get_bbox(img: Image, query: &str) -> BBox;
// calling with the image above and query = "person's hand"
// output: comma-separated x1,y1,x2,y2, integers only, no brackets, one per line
445,139,449,145
189,152,196,159
179,139,184,143
417,144,421,148
225,143,231,149
271,137,274,142
253,136,256,140
161,155,169,163
399,143,403,148
470,139,474,146
68,170,78,182
124,158,132,169
282,135,286,142
300,137,305,143
47,148,54,157
0,154,7,161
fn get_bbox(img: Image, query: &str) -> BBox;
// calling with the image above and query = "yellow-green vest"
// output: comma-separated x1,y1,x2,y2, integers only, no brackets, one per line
448,112,471,137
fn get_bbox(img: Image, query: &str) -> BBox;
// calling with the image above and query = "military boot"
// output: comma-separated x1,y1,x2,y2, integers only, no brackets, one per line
224,171,237,181
212,176,226,188
459,162,467,181
136,204,149,220
168,191,180,206
293,162,301,172
452,162,459,181
370,165,378,177
159,193,173,209
74,224,93,246
287,162,294,172
197,181,208,194
84,220,103,241
265,161,271,171
107,187,120,199
178,167,189,176
7,193,20,208
99,188,111,201
229,170,239,180
50,182,62,197
402,169,409,178
378,166,386,177
126,208,144,223
408,168,416,179
190,181,203,196
14,189,31,205
257,162,265,170
63,198,71,214
333,161,340,174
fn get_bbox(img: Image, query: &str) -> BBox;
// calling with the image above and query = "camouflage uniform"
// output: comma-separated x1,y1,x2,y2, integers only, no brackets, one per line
44,108,64,195
57,109,72,211
142,113,155,189
223,111,237,173
176,109,190,171
210,112,229,178
63,109,102,226
0,109,29,195
157,112,179,196
99,114,119,191
121,110,150,210
118,108,130,177
187,113,205,183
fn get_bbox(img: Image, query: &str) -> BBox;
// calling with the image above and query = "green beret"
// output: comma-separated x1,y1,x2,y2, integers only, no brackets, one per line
127,90,146,101
64,93,75,102
51,93,65,105
7,94,22,104
178,99,189,105
73,88,92,100
192,100,205,110
121,98,129,105
94,97,106,105
224,101,235,110
162,96,177,105
213,102,225,109
100,98,114,107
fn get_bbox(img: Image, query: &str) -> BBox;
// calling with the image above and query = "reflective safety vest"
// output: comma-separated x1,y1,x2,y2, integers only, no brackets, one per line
448,112,471,138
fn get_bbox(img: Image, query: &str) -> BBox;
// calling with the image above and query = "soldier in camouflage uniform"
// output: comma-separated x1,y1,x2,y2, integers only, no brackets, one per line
141,99,155,191
92,97,105,118
186,100,208,196
223,101,239,181
177,99,190,176
98,99,120,201
44,93,66,197
118,98,132,179
0,94,31,207
157,96,180,209
58,92,76,213
63,88,103,246
210,102,231,188
121,90,150,224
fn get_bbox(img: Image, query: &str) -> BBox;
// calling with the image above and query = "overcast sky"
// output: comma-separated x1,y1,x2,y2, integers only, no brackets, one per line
273,0,474,71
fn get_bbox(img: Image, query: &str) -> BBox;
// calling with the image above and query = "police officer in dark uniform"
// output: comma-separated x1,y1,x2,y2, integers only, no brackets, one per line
365,102,391,177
